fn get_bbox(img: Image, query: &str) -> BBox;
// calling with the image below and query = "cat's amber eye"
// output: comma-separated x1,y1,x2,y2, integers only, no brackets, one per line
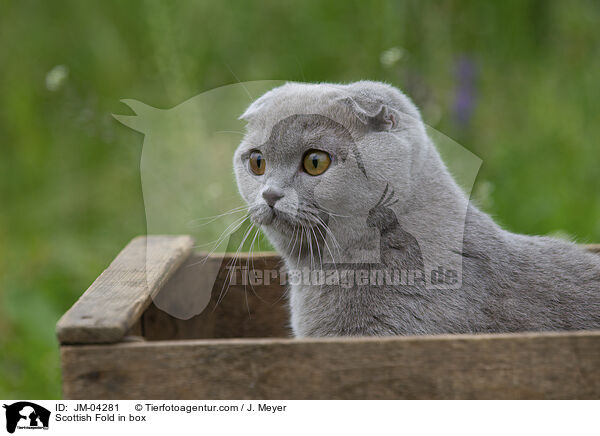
303,150,331,176
249,151,265,175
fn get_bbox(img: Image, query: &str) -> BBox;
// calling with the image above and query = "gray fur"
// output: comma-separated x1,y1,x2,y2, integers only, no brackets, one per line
233,81,600,337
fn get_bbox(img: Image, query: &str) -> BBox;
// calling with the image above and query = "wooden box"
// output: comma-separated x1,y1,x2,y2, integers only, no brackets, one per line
56,236,600,399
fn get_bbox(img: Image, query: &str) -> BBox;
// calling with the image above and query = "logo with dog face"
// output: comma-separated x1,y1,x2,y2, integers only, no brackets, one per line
113,81,482,321
3,402,50,434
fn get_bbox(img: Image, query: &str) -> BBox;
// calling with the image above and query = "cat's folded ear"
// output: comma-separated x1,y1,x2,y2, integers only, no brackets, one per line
337,96,401,132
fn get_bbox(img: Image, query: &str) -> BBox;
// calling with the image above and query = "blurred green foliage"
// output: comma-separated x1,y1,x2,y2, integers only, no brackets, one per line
1,0,599,398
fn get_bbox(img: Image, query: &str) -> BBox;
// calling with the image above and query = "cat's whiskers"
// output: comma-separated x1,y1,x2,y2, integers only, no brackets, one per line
309,225,325,292
284,224,299,253
191,202,260,251
311,219,339,270
318,220,343,257
206,213,249,248
190,215,251,257
292,209,333,267
287,225,300,262
307,226,315,271
300,209,343,265
248,227,263,293
214,221,256,310
186,214,251,269
243,226,263,315
297,224,304,267
215,227,250,309
300,203,351,219
187,205,249,229
216,223,255,309
194,204,250,219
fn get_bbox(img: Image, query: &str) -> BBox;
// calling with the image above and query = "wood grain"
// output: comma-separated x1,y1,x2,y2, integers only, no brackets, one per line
141,244,600,341
58,241,600,399
142,252,290,340
60,329,600,399
56,235,194,344
57,243,599,345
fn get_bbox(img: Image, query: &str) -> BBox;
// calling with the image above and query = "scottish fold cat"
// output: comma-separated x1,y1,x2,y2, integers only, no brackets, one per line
233,81,600,337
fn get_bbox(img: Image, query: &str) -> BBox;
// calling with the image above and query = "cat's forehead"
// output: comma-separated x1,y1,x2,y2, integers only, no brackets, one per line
241,83,354,141
240,81,422,143
260,113,354,156
246,83,346,116
269,114,351,140
236,115,351,166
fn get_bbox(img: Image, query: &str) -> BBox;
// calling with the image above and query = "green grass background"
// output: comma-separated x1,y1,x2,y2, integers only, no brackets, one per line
1,0,599,398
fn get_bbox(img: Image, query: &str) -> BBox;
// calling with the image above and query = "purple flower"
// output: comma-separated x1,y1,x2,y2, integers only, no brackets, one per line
453,55,477,128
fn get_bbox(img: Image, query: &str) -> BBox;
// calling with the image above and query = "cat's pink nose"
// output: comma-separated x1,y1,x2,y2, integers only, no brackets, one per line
262,188,284,207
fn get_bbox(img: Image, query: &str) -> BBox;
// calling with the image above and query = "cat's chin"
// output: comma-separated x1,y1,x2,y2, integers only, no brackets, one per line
251,212,275,226
249,206,297,232
249,208,275,226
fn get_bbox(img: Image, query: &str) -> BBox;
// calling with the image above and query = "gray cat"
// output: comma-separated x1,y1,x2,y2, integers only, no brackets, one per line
233,81,600,337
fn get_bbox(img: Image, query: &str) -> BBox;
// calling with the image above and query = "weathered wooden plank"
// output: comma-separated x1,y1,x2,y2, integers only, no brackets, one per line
142,245,600,341
56,235,194,344
125,319,143,337
61,330,600,400
142,252,289,340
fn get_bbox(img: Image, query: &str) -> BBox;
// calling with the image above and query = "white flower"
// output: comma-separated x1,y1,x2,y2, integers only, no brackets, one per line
45,65,69,91
380,47,405,68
